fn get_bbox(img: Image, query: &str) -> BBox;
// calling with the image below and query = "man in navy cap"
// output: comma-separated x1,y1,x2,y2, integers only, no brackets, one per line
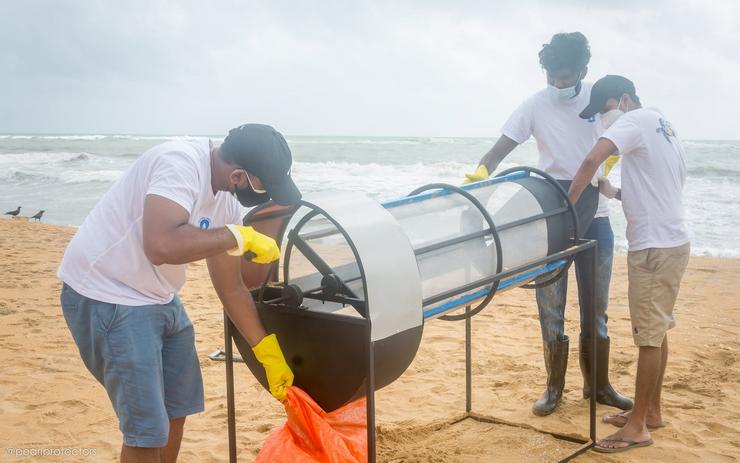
58,124,301,462
569,76,690,453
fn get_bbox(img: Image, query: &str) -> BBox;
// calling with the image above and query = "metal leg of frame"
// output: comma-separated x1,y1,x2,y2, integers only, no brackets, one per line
556,241,599,462
224,312,237,463
465,305,472,414
367,338,377,463
589,242,598,445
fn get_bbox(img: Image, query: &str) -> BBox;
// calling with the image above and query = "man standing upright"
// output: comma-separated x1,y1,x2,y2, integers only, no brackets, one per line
569,76,690,453
464,32,632,416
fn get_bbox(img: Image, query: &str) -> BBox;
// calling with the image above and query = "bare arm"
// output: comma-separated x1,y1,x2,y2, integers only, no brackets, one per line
568,138,617,204
142,194,238,265
207,252,267,346
478,135,519,173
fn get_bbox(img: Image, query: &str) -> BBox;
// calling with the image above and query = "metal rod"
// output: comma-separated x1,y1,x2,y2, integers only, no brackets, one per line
496,206,569,232
414,229,492,256
366,337,377,463
423,260,565,319
495,166,581,244
301,292,367,314
224,312,237,463
296,182,567,246
288,229,359,300
466,413,588,445
465,305,472,413
422,244,588,307
413,207,570,257
558,442,595,463
589,242,598,444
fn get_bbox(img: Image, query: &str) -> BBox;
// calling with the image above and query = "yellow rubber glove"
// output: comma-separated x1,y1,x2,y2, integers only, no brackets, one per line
604,154,620,177
225,225,280,263
463,164,490,185
252,334,294,401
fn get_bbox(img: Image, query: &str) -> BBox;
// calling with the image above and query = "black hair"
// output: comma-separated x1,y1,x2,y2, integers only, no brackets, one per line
538,32,591,73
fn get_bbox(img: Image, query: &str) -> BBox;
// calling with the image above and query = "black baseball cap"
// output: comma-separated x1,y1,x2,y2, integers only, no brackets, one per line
220,124,301,205
579,75,637,119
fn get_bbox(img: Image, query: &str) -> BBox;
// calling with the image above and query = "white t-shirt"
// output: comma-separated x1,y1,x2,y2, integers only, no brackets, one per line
602,108,689,251
501,82,610,217
58,140,242,306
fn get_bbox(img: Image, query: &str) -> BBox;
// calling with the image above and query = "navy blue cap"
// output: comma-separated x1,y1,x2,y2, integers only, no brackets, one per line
220,124,301,206
579,75,636,119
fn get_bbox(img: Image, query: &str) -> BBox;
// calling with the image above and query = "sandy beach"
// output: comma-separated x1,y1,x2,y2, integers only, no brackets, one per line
1,217,738,462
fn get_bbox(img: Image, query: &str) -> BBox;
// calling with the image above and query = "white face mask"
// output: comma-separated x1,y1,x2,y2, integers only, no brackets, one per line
549,84,577,100
599,96,625,129
547,70,583,101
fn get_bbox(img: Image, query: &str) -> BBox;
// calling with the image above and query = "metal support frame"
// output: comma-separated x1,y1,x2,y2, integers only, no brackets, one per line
452,238,598,463
224,312,237,463
223,239,598,462
222,166,598,462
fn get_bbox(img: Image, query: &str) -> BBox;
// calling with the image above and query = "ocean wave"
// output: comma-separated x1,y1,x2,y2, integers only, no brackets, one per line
57,170,123,184
40,135,109,140
687,165,740,178
286,137,496,145
683,140,735,148
0,168,123,184
293,160,476,179
110,135,207,141
288,138,422,145
62,153,90,163
0,151,95,164
0,135,108,140
0,134,208,142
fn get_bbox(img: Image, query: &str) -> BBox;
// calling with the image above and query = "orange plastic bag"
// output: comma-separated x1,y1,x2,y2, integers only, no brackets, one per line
256,387,367,463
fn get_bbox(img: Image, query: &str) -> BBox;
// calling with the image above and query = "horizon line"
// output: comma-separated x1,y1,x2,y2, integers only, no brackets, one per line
1,132,738,143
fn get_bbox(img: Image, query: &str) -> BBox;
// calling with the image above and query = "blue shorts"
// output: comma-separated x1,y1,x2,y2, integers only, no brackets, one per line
60,283,204,448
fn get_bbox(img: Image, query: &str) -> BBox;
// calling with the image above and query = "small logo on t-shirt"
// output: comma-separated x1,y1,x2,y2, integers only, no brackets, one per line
198,217,211,229
656,118,676,143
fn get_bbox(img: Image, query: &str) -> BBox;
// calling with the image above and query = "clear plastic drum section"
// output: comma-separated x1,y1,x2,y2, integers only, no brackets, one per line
386,181,549,312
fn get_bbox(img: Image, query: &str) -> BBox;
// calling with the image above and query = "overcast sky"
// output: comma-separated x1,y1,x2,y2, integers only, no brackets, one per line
1,0,738,139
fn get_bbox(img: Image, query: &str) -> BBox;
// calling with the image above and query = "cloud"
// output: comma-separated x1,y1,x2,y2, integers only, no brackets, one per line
0,0,738,138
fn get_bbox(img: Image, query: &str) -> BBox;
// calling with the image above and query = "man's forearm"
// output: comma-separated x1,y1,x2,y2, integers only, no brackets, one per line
478,135,519,173
221,287,267,347
149,225,237,265
568,159,598,204
568,138,618,204
479,150,507,173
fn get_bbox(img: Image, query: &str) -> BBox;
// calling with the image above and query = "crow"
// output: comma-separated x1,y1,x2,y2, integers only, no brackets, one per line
4,207,21,217
30,210,45,222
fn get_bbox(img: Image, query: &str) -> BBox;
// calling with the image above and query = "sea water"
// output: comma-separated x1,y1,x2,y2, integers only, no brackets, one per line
1,134,738,257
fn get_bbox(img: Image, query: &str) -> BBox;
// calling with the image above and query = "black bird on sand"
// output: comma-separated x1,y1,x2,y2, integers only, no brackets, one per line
4,207,21,217
30,210,45,222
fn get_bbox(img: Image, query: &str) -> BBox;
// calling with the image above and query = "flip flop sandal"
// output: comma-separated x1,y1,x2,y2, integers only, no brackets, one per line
208,348,243,362
594,437,654,453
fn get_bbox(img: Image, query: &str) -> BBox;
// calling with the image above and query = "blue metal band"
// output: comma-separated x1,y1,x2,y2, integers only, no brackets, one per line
381,171,529,209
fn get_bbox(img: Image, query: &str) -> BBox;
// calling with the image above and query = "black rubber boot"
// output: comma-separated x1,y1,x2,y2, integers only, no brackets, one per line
580,336,634,410
532,336,569,417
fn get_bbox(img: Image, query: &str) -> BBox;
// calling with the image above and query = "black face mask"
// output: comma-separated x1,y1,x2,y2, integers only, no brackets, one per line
234,184,271,207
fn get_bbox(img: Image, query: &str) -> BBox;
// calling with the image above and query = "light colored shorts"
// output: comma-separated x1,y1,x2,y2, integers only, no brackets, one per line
60,283,204,448
627,242,690,347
